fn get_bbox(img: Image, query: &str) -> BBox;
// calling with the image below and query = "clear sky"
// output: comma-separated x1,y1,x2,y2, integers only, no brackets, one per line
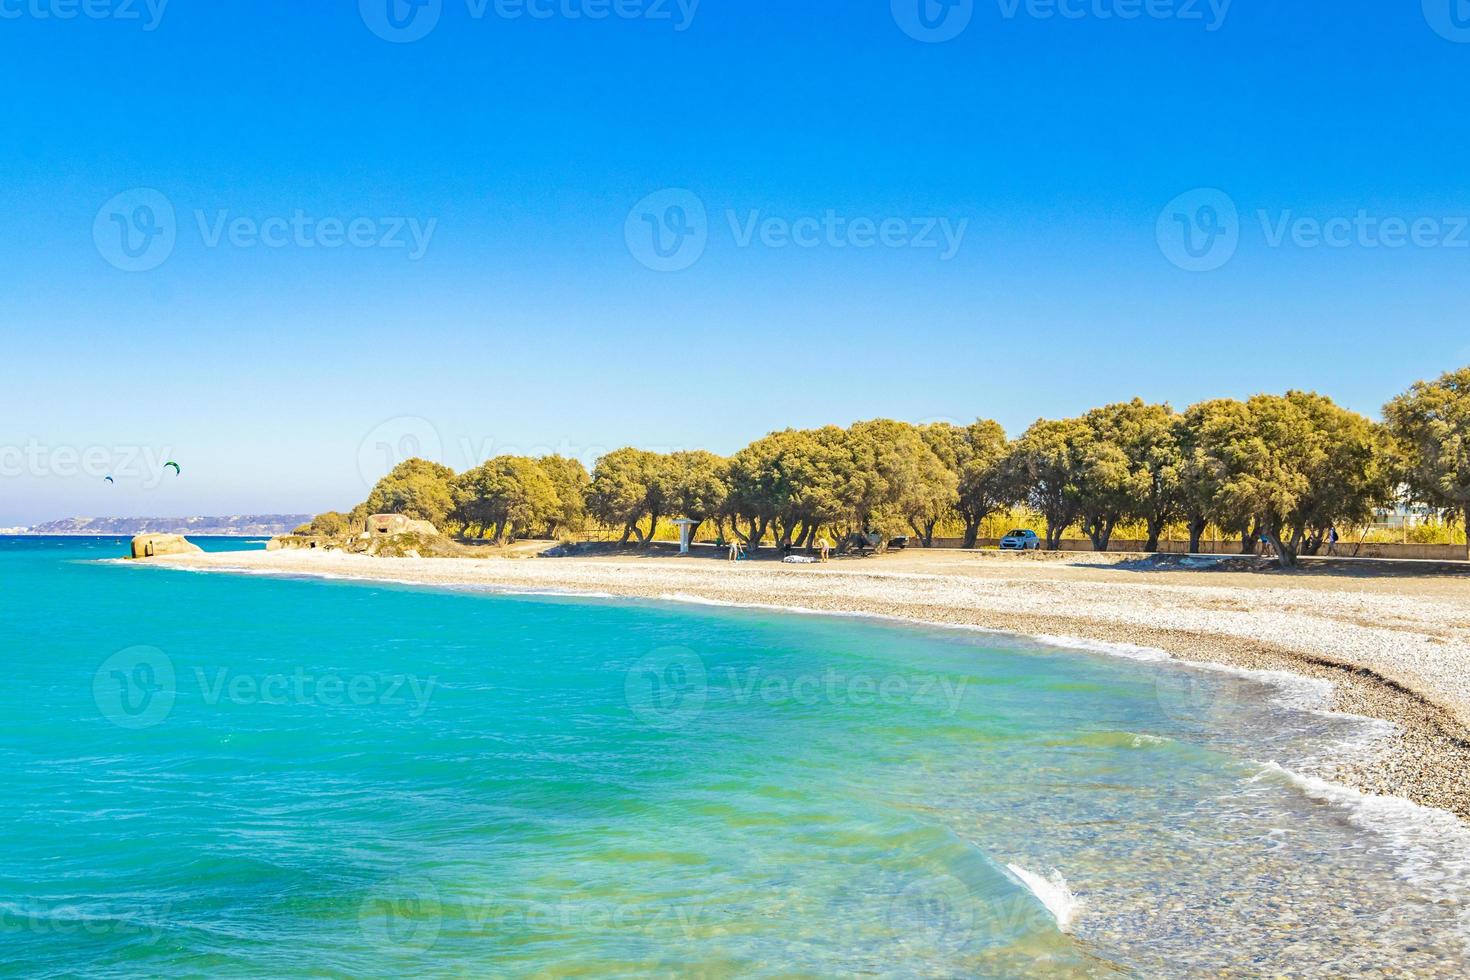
3,1,1468,525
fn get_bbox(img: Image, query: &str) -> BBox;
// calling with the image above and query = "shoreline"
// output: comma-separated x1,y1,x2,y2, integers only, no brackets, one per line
142,547,1470,822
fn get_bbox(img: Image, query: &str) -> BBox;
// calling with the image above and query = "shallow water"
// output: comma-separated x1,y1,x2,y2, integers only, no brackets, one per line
1,536,1466,976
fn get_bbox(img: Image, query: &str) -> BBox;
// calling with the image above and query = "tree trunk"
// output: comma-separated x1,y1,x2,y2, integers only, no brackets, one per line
1145,516,1165,553
962,519,980,550
1044,517,1064,550
1265,529,1298,569
645,513,660,547
1187,515,1207,554
1084,516,1113,552
1241,522,1259,556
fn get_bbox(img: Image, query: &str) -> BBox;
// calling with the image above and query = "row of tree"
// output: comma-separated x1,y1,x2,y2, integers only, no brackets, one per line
310,368,1470,568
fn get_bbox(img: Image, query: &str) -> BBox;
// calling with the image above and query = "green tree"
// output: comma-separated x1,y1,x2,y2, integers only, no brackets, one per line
588,448,669,545
1385,367,1470,559
1008,418,1086,549
1073,400,1184,552
722,433,792,552
840,420,956,547
664,450,728,544
1072,407,1137,552
1201,392,1392,568
295,511,351,537
918,421,1009,547
1178,399,1245,553
364,458,456,528
453,456,561,543
536,454,591,538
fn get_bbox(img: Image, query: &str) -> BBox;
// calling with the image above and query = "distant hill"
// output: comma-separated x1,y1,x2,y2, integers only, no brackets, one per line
21,516,313,537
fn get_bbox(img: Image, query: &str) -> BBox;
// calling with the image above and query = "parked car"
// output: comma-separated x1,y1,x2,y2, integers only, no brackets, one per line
999,529,1042,551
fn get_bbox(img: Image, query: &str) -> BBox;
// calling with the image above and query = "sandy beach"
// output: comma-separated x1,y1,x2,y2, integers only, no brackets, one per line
147,546,1470,822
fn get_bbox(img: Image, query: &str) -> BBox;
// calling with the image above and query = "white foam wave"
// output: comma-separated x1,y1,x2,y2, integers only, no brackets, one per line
1005,864,1081,932
1250,761,1470,900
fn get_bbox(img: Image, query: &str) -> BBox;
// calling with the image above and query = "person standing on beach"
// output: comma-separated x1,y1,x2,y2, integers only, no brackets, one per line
817,537,831,563
1327,526,1340,556
727,539,739,562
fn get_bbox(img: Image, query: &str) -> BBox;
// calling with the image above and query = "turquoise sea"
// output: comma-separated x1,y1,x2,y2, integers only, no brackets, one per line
2,536,1468,977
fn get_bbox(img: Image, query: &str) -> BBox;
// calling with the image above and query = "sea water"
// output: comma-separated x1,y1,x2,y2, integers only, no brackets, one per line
1,536,1466,977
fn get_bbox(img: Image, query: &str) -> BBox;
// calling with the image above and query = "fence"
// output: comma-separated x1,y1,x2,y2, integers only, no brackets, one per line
931,538,1468,562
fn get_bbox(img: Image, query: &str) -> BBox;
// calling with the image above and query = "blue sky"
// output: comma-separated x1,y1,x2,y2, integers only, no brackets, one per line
3,1,1469,524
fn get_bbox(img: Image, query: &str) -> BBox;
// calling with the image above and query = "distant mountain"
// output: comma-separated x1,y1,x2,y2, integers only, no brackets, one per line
21,515,312,537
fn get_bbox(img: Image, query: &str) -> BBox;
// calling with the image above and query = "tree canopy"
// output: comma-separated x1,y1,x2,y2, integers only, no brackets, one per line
364,458,456,527
1386,367,1470,557
307,367,1469,565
